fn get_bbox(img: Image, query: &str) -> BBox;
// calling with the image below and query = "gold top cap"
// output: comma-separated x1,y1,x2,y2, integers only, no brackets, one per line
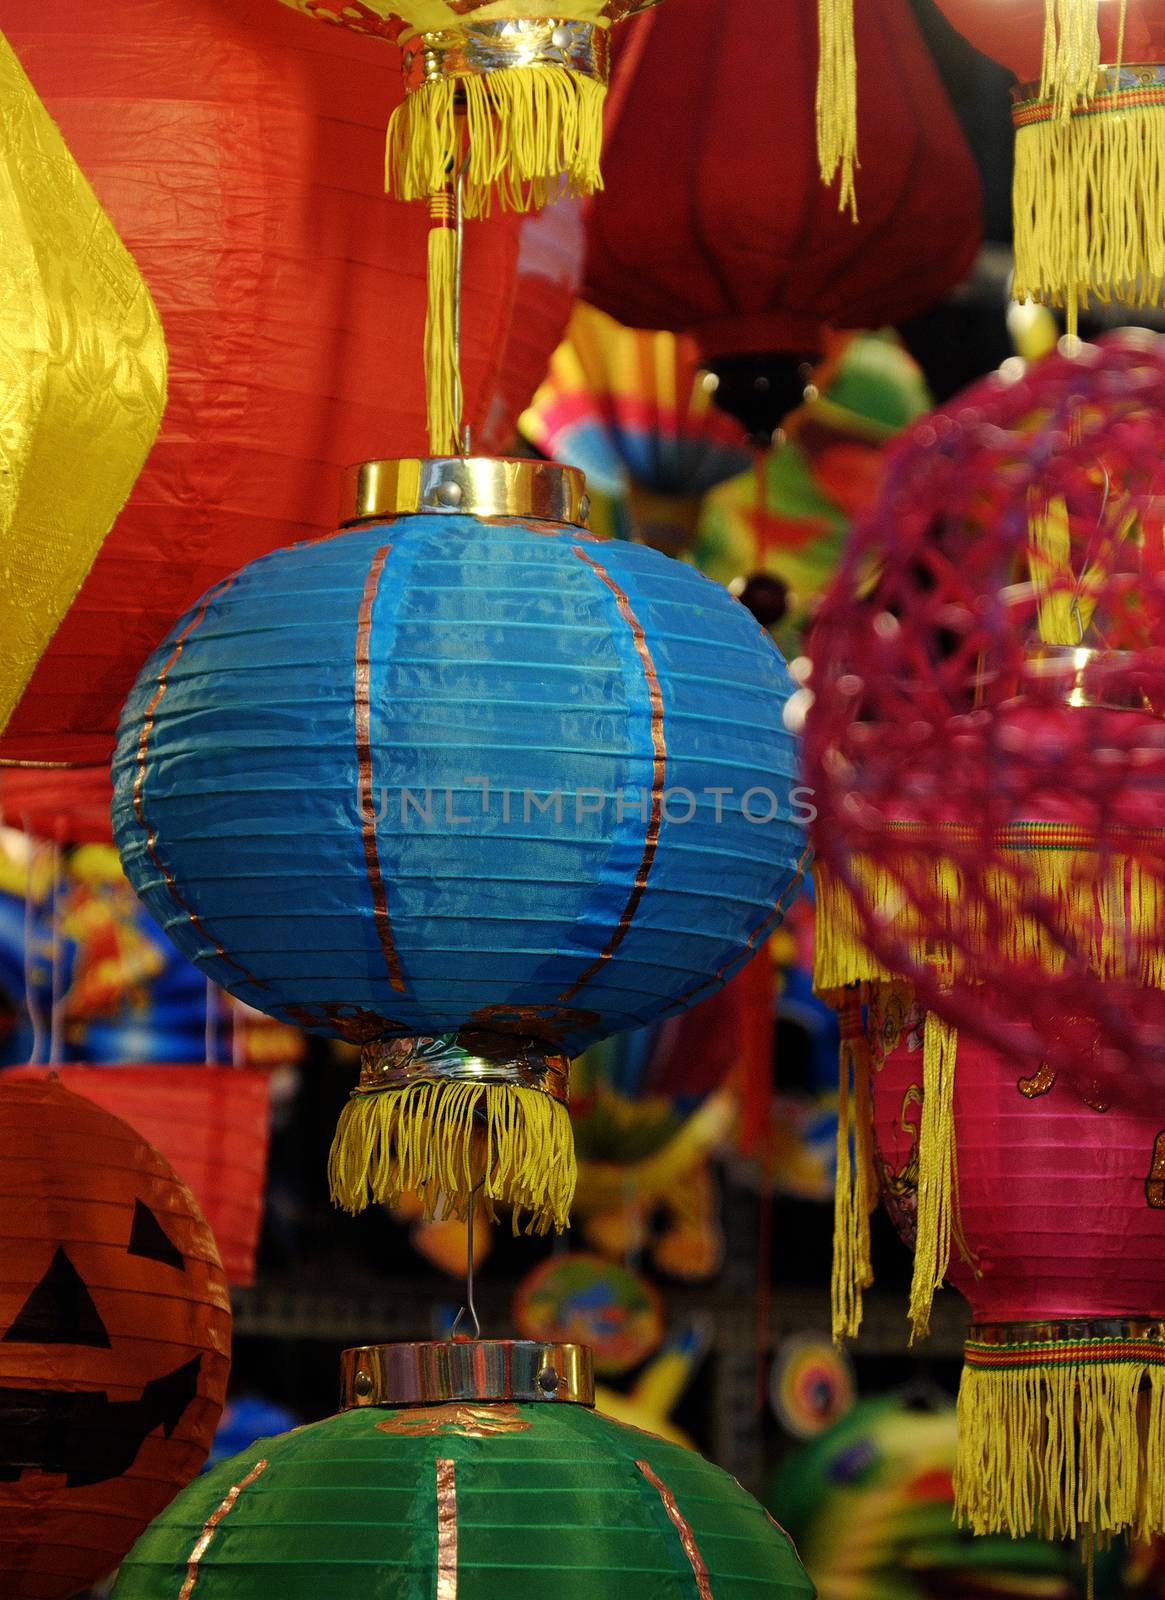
340,1339,594,1409
341,456,591,529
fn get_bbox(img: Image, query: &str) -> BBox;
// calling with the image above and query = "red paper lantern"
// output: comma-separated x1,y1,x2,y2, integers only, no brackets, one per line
0,0,577,767
0,1076,230,1600
582,0,980,438
868,988,1165,1542
7,1066,269,1287
0,768,114,845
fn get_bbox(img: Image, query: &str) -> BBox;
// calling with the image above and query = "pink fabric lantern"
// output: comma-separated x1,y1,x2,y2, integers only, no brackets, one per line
866,986,1165,1542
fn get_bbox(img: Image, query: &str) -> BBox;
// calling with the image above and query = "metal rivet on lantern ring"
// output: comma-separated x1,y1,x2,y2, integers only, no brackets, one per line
437,480,464,508
354,1370,373,1399
538,1365,560,1395
578,493,591,523
551,24,572,48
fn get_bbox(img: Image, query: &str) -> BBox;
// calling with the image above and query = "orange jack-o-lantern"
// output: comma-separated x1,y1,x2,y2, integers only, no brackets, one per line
0,1077,231,1600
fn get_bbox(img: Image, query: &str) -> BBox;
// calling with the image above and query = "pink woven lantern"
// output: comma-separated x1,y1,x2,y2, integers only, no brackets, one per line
806,332,1165,1119
866,986,1165,1542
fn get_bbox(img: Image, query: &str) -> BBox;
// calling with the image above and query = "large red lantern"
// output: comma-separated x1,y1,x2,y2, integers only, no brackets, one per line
840,0,1165,327
0,1076,230,1600
0,0,577,767
582,0,981,440
867,988,1165,1543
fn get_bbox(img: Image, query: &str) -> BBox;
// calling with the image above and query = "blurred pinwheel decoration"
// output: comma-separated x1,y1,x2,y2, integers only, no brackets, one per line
521,301,753,553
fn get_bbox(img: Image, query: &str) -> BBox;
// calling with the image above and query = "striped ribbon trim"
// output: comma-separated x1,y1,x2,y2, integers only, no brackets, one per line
966,1325,1165,1372
1015,87,1165,128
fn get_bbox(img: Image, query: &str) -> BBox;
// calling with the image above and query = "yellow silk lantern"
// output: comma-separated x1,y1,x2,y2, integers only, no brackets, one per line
0,32,166,736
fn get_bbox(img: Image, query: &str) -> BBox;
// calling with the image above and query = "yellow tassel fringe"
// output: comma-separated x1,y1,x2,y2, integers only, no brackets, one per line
1040,0,1101,117
815,0,858,219
813,851,1165,998
956,1352,1165,1540
387,68,606,216
831,994,876,1342
329,1080,576,1234
1013,97,1165,334
425,195,461,457
907,1011,956,1342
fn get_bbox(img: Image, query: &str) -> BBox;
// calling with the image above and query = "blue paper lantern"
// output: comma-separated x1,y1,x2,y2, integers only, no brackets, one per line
112,463,808,1231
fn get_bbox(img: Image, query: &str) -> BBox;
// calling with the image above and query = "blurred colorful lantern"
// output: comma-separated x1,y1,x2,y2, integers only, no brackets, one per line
277,0,661,213
9,1065,270,1287
570,952,774,1278
0,1077,230,1600
582,0,981,441
0,33,165,742
865,991,1165,1543
770,1394,1118,1598
694,332,931,653
112,460,809,1233
805,333,1165,1119
0,0,577,767
112,1338,816,1600
913,0,1165,328
521,301,753,554
514,1253,664,1375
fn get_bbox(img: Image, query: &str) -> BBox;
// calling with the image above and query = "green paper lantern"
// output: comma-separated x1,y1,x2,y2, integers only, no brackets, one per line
113,1341,815,1600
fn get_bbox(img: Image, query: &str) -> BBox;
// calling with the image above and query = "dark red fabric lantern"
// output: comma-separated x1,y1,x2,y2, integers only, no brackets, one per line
583,0,981,438
0,0,577,767
0,1076,230,1600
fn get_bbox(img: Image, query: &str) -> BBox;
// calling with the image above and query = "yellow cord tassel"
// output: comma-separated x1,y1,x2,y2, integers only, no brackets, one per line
831,992,875,1342
425,193,461,458
956,1344,1165,1540
907,1011,956,1342
1041,0,1101,118
815,0,858,219
1013,93,1165,336
388,68,606,216
329,1080,577,1234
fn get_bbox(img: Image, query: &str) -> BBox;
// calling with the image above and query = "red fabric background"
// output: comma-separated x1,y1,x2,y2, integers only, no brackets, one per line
1,0,576,766
934,0,1165,82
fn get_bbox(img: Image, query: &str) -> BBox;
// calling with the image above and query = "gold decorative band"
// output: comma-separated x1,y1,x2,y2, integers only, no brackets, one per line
1022,645,1163,713
340,1338,595,1409
400,20,611,91
341,457,591,530
357,1033,570,1106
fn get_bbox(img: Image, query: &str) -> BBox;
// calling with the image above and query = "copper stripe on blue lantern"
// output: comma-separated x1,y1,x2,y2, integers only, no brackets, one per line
132,576,264,990
556,544,667,1003
355,543,406,994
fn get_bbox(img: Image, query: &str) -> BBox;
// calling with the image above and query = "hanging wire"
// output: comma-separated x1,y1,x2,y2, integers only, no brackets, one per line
22,827,47,1065
47,840,64,1065
451,1179,484,1340
455,151,471,458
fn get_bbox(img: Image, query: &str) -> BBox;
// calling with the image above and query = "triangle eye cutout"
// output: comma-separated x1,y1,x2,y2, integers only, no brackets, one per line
3,1247,111,1347
127,1200,186,1272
